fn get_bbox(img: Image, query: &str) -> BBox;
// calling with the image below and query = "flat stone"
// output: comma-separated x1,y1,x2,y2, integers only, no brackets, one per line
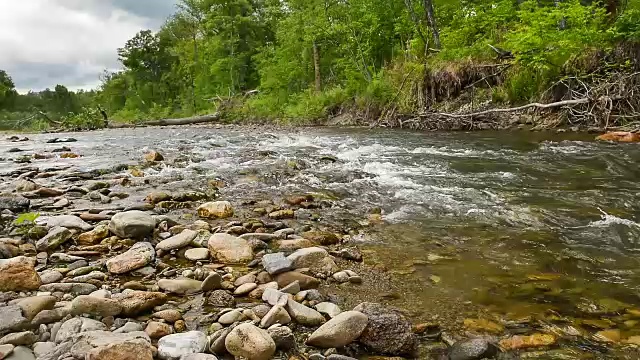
36,227,72,251
262,288,289,306
156,230,198,252
280,281,300,295
4,346,34,360
32,342,54,358
275,271,320,290
0,256,41,292
179,355,219,360
70,296,123,317
233,283,257,296
39,283,97,295
184,248,209,261
42,215,92,231
0,332,37,346
218,310,245,325
106,242,155,274
114,322,144,334
306,311,368,348
315,302,342,318
260,305,291,327
158,279,203,295
157,331,207,360
286,299,325,327
55,317,107,343
0,344,14,359
261,253,293,275
0,306,28,333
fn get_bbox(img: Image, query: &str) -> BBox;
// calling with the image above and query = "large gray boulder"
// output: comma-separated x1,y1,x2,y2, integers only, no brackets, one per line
109,211,155,239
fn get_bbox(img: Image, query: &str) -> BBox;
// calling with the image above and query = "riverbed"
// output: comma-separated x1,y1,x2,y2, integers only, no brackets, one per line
2,125,640,358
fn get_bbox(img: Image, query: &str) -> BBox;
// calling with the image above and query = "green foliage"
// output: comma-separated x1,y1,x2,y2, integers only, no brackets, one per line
13,212,40,236
1,0,630,125
615,9,640,41
14,212,39,226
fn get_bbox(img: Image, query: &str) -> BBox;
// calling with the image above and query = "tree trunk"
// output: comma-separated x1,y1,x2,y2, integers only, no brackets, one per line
108,113,220,128
313,41,322,93
423,0,441,49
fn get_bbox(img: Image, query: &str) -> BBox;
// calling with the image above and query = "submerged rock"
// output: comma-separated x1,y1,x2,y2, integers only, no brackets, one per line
158,279,203,295
448,338,499,360
353,302,418,356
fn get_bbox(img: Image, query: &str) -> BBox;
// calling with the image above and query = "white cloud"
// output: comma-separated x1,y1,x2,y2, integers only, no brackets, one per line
0,0,177,92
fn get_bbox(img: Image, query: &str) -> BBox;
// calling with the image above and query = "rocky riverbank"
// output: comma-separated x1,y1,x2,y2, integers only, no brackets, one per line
1,131,640,360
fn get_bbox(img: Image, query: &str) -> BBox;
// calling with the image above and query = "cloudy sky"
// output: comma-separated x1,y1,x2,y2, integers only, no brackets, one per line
0,0,178,93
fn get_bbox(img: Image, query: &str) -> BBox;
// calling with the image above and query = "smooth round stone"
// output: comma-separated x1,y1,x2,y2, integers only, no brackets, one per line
233,283,257,296
185,248,210,261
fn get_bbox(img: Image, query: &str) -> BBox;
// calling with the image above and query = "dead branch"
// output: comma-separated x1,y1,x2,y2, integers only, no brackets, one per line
426,96,623,119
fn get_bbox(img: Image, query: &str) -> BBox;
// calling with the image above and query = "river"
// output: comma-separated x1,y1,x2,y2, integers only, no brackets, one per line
2,125,640,358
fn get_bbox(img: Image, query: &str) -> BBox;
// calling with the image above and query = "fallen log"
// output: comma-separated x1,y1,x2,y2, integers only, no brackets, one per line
107,113,220,128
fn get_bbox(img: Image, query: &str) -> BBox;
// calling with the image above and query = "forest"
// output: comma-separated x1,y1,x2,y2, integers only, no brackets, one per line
1,0,639,130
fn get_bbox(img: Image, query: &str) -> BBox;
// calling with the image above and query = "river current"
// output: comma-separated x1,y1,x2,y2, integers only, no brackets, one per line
2,125,640,358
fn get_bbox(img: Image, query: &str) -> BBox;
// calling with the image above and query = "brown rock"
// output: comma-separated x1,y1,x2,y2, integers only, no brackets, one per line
78,225,109,245
113,291,168,317
144,150,164,162
153,310,182,323
0,256,41,291
275,271,320,290
499,333,557,350
302,231,340,245
87,340,153,360
145,322,173,338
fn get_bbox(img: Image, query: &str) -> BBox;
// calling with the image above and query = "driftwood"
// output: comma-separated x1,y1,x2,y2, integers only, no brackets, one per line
108,113,220,128
428,96,623,119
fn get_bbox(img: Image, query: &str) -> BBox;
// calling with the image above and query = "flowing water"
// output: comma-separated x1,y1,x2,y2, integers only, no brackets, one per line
3,126,640,358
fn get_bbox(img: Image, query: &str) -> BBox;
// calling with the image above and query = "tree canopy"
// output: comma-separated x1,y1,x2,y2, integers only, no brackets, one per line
2,0,639,129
